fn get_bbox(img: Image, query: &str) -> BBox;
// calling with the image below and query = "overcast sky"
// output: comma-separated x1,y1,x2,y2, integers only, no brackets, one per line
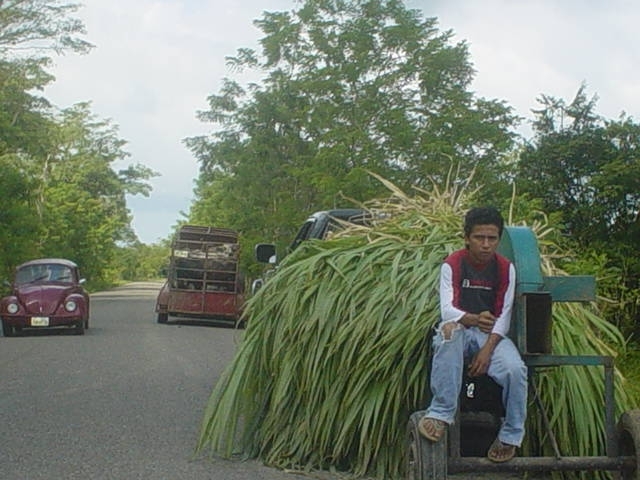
44,0,640,244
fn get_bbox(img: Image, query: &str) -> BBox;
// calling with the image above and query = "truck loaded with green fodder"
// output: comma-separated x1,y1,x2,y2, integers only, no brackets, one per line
196,180,638,479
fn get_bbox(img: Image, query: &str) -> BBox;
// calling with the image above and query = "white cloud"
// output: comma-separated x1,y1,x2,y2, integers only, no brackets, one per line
414,0,640,123
46,0,292,243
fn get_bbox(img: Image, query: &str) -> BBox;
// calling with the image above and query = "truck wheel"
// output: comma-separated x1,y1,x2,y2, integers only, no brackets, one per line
407,411,447,480
157,313,168,324
618,409,640,479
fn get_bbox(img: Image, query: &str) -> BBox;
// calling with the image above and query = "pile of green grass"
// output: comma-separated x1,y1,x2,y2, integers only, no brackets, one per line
196,182,636,479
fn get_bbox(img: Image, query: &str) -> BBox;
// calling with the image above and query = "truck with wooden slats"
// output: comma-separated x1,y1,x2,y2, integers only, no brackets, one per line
155,225,244,325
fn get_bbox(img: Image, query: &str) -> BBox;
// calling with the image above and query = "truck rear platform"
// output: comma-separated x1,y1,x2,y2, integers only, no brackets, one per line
155,225,244,325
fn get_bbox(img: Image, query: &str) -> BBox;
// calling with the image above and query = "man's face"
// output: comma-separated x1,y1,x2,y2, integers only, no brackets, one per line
465,224,500,265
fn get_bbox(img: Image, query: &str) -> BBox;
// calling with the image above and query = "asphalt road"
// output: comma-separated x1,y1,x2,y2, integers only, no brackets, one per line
0,282,343,480
0,282,523,480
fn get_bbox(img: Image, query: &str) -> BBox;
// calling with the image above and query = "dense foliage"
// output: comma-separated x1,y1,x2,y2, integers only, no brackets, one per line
518,85,640,339
185,0,639,342
185,0,518,276
115,240,170,282
0,1,156,287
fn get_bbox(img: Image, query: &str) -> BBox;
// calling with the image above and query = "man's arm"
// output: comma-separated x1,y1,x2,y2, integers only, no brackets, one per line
439,263,465,324
440,263,495,331
490,263,516,337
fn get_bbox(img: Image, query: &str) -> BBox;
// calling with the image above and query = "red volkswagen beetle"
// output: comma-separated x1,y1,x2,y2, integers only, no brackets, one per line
1,258,90,336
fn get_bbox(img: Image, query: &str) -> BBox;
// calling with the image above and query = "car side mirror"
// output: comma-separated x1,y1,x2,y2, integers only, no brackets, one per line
255,243,277,264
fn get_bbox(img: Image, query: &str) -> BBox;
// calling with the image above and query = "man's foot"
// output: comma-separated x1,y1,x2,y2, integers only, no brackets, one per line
487,438,517,463
418,417,446,443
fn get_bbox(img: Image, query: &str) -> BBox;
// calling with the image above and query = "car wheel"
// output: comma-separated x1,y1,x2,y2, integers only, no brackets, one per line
75,320,85,335
2,320,14,337
157,312,168,324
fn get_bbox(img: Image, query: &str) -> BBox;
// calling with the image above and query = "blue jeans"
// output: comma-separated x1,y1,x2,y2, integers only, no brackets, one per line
425,323,528,446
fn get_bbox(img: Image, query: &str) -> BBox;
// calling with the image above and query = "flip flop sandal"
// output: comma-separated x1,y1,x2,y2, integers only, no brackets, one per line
418,417,446,443
487,438,517,463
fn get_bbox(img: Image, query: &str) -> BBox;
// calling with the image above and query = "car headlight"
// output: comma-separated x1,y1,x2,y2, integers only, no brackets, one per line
7,303,19,314
65,300,77,312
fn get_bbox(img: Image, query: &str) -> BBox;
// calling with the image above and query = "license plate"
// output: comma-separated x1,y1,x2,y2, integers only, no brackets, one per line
31,316,49,326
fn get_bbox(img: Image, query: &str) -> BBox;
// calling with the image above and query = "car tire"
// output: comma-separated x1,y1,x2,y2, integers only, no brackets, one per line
75,320,85,335
2,320,14,337
157,312,168,324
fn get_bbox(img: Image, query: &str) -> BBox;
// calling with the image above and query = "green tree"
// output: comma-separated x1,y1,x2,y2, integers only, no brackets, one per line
0,0,92,57
0,58,55,157
0,0,93,276
0,0,92,158
36,103,157,284
517,85,640,337
0,1,165,289
185,0,518,257
115,240,170,281
0,155,40,280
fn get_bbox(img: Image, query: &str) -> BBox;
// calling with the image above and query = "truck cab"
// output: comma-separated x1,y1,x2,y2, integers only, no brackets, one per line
253,209,369,292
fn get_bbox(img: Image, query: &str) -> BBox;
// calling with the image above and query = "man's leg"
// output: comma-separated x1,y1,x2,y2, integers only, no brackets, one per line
486,337,528,448
424,322,467,426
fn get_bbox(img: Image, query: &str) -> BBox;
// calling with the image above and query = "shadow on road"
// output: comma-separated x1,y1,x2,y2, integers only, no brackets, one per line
161,318,243,330
91,281,164,299
3,327,84,337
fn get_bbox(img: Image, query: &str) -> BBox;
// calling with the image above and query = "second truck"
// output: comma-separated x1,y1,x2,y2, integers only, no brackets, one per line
155,225,244,325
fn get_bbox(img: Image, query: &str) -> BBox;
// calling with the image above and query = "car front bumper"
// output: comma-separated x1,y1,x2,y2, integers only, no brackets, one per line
1,315,83,328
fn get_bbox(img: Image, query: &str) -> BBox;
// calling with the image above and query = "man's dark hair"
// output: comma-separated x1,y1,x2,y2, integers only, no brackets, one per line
464,206,504,237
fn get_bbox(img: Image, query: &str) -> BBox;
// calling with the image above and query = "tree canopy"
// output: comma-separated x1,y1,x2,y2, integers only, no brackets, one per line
185,0,519,271
519,85,640,248
0,0,157,285
185,0,638,337
517,84,640,335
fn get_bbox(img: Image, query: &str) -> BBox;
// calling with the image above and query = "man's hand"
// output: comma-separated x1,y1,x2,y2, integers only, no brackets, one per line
477,310,496,334
468,333,502,377
468,344,494,377
460,310,495,333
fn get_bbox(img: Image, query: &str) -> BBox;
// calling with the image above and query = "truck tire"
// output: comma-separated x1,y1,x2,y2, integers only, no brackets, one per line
619,409,640,479
407,411,447,480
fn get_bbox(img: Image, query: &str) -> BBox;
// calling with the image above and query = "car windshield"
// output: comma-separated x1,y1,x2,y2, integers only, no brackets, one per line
15,264,73,284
